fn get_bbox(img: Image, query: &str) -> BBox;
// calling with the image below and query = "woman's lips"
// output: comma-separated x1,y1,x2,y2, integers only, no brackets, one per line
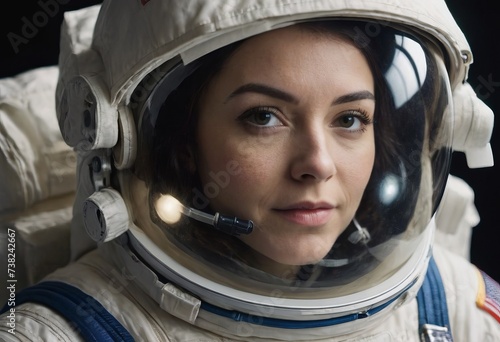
274,205,335,226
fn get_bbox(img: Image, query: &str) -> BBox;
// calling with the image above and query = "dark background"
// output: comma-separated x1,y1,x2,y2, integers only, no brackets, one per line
0,1,498,282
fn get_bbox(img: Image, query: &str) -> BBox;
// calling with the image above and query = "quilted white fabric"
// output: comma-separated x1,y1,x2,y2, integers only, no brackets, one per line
0,66,76,215
0,66,76,304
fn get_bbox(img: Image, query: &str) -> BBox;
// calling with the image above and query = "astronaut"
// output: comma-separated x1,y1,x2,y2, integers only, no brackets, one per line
1,0,500,341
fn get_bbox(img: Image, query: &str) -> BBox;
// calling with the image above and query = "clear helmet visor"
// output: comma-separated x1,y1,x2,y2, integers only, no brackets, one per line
127,21,453,317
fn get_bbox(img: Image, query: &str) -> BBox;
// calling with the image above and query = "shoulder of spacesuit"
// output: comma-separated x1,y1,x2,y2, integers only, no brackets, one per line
0,301,84,341
432,245,500,338
0,249,157,341
475,270,500,324
41,247,227,341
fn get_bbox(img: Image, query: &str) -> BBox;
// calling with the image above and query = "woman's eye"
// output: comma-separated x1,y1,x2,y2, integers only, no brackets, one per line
335,110,372,132
338,115,362,129
240,107,283,127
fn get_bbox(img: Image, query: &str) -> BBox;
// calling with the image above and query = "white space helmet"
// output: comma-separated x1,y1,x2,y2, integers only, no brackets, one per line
56,1,494,339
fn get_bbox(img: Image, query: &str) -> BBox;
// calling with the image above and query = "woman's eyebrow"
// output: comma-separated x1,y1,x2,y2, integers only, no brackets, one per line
225,83,374,105
225,83,299,104
332,90,375,105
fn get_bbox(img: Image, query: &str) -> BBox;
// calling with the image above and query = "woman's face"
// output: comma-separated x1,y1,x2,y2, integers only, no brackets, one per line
194,25,376,266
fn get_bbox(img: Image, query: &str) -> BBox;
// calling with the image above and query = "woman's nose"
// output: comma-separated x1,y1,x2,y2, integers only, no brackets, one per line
290,130,336,182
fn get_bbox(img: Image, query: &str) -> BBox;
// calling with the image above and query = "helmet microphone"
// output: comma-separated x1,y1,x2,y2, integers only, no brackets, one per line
155,194,253,236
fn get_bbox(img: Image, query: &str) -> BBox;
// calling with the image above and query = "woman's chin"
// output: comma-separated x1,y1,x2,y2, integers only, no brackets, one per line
254,242,332,266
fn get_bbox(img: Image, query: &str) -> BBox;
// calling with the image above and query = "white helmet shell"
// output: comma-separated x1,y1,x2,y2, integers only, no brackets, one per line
59,0,471,107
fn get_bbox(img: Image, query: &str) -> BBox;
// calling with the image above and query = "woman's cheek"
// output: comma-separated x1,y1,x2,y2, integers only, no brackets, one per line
227,158,270,193
217,154,277,208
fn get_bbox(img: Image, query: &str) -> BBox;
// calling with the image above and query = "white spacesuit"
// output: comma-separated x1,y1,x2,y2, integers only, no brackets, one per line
1,0,500,341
